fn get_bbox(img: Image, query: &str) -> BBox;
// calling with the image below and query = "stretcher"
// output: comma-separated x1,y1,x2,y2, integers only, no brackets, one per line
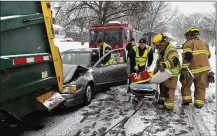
128,72,159,98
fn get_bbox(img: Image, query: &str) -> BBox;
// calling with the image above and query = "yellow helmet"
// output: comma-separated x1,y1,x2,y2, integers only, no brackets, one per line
152,34,168,45
184,27,199,36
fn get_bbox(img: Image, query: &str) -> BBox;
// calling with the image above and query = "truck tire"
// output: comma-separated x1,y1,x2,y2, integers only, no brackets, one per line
84,84,93,105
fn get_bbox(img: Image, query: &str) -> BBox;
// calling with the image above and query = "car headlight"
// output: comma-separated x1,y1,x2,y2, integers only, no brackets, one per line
62,85,76,94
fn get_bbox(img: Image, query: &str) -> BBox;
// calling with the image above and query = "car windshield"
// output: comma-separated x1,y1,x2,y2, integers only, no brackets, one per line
89,29,123,45
61,52,90,68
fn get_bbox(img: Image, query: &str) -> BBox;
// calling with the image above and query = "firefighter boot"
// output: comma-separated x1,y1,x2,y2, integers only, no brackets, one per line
194,103,204,108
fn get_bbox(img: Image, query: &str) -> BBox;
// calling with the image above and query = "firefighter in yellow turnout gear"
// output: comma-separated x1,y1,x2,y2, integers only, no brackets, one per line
96,38,113,66
180,27,214,108
152,34,181,110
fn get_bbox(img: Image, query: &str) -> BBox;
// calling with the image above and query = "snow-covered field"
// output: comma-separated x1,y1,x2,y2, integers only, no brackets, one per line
18,45,216,136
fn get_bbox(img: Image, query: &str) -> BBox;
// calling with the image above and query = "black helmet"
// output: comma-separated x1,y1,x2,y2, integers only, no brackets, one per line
139,38,147,44
131,37,135,42
96,38,104,43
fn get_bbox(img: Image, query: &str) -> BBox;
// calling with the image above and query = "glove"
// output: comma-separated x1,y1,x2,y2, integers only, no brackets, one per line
159,64,165,72
179,69,193,85
153,68,158,74
208,71,215,84
134,66,139,71
179,74,186,84
179,69,187,84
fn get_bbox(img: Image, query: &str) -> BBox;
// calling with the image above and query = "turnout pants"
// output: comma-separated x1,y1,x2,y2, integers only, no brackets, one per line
159,76,178,109
181,71,208,106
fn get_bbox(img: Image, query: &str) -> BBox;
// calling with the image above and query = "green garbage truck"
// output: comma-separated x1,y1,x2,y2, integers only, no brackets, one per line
0,1,65,126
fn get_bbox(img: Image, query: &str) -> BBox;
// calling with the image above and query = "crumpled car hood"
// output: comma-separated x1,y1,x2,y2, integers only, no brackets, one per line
63,64,89,84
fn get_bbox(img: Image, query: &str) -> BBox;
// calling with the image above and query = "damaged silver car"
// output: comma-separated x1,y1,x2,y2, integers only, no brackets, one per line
60,48,128,107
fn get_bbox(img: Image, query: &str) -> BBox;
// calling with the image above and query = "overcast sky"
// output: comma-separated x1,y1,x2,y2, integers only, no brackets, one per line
171,2,215,15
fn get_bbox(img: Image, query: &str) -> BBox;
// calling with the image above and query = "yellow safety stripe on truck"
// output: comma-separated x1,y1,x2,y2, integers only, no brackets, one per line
37,91,54,103
41,1,63,92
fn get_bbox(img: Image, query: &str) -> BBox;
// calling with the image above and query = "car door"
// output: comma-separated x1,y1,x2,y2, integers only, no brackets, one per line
93,48,128,89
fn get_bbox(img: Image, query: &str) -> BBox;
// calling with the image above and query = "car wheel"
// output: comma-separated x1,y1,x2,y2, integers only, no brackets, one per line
84,84,92,105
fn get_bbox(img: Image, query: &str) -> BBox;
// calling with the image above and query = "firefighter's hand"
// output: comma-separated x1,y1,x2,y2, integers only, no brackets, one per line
134,66,139,71
208,71,215,84
181,68,188,76
160,64,165,72
179,74,186,84
180,69,188,84
153,68,158,74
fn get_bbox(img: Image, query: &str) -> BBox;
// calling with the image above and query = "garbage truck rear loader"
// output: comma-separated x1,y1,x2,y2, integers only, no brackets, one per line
0,1,64,126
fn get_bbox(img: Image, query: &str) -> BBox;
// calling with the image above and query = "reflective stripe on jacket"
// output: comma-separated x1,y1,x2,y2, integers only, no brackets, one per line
103,43,113,66
163,43,181,76
182,37,211,74
133,44,151,67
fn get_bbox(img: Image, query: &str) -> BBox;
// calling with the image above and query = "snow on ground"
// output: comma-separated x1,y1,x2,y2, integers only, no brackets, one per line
19,47,216,136
54,39,89,53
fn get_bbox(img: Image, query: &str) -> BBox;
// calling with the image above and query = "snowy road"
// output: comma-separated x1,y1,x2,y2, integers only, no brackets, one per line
20,84,215,136
14,47,217,136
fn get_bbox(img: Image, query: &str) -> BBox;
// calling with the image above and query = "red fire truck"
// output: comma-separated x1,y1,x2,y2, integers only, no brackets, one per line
89,22,143,50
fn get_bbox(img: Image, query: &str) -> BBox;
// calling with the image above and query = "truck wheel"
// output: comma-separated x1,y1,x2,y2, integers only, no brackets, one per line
84,84,92,105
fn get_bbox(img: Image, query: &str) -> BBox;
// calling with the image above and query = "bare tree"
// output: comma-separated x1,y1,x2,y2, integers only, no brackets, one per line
57,1,150,25
54,1,151,42
52,1,179,43
143,2,178,32
171,6,216,46
201,3,216,46
172,13,186,43
122,2,151,31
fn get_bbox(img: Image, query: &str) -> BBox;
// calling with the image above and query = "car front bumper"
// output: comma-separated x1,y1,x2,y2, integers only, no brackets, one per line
60,88,84,107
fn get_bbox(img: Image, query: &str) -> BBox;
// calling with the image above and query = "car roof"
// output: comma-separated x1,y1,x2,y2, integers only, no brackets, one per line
61,48,99,53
